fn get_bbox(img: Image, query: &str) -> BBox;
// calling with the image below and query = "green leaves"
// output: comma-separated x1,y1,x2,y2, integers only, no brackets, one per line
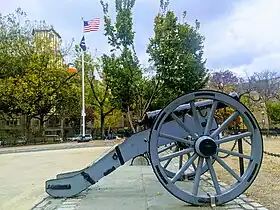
0,9,80,128
100,0,148,132
101,0,141,111
147,10,209,104
267,102,280,123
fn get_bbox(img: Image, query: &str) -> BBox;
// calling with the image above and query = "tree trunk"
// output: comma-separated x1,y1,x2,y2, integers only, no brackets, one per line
262,101,270,137
136,95,142,132
39,115,45,143
127,106,136,133
39,117,44,135
100,109,105,139
25,115,32,143
264,102,271,130
21,114,26,138
61,118,64,141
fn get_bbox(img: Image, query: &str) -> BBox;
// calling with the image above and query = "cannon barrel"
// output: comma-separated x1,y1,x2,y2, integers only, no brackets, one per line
141,92,239,127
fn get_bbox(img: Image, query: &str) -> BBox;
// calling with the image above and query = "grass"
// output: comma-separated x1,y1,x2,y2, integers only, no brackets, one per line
160,136,280,209
245,137,280,210
214,137,280,210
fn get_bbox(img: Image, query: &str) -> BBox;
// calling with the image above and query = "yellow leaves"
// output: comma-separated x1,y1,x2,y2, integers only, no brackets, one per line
216,107,235,129
1,56,77,116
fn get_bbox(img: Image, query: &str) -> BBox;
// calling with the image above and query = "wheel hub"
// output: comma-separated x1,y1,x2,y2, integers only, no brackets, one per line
195,136,217,157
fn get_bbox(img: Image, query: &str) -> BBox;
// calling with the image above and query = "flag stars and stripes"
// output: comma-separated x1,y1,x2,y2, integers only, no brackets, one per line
83,18,100,33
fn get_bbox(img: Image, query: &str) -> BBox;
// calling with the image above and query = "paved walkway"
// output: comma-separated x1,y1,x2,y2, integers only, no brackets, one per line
32,161,268,210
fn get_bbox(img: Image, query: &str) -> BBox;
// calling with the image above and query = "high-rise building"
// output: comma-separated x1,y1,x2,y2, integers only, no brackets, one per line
32,27,62,52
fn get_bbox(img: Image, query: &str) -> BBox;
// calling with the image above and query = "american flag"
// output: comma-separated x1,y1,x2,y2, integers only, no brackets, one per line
83,18,100,33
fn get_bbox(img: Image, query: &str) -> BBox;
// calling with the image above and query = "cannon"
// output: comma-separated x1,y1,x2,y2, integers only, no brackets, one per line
45,90,263,206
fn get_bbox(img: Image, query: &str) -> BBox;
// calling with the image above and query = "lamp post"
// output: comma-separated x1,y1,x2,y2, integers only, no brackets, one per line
261,111,265,129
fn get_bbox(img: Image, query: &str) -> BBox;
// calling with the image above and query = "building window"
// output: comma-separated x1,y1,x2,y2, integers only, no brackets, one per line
33,119,39,127
6,119,19,126
49,33,54,41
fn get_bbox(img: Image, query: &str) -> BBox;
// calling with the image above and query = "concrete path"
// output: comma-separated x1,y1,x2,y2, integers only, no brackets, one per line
32,162,268,210
0,146,111,210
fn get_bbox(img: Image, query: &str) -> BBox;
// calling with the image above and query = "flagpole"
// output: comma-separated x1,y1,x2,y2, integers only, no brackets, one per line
81,17,86,138
80,17,100,138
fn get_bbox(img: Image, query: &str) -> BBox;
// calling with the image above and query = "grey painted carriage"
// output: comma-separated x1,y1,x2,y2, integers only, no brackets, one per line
45,90,263,207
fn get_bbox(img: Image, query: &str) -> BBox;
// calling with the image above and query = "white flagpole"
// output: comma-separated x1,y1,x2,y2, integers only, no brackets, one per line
81,17,86,138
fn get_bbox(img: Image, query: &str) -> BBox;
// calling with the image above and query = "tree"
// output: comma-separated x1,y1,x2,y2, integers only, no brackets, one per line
146,1,209,107
267,102,280,124
0,9,33,121
88,80,116,138
208,69,239,93
250,70,280,100
100,0,144,133
207,69,240,123
0,9,78,140
1,39,78,138
0,8,31,79
248,70,280,128
56,79,81,138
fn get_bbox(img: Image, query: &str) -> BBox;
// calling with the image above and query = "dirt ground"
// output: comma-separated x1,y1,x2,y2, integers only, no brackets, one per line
215,136,280,210
0,146,110,210
245,137,280,210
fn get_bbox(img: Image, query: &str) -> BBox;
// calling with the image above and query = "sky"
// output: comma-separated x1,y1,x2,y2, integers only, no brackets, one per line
1,0,280,77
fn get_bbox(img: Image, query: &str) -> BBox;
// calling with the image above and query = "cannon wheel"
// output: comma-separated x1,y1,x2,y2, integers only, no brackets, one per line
161,138,216,181
149,90,263,206
160,107,219,180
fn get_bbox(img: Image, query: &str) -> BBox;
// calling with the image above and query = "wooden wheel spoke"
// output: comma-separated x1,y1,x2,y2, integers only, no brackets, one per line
217,148,252,160
210,111,239,139
159,133,194,145
171,113,197,138
213,155,242,182
159,148,194,162
193,156,203,195
206,158,221,195
171,154,198,183
204,101,218,135
216,132,252,144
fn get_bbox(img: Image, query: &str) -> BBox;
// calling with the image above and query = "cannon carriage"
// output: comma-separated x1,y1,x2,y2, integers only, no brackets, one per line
45,90,263,206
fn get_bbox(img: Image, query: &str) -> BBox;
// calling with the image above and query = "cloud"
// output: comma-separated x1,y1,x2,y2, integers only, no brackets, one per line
201,0,280,76
1,0,43,16
131,0,242,68
3,0,279,78
229,53,280,77
172,0,243,23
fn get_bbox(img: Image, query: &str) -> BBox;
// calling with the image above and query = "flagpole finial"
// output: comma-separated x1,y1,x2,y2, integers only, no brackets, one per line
81,17,84,35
